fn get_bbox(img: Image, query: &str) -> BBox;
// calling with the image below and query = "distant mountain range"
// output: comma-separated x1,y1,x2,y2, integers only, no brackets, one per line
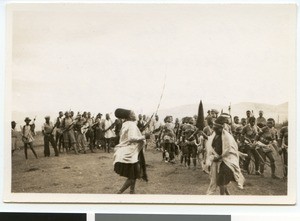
157,102,288,123
12,102,288,131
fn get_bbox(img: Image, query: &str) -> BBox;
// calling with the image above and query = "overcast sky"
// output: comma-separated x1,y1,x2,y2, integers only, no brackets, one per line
10,4,296,115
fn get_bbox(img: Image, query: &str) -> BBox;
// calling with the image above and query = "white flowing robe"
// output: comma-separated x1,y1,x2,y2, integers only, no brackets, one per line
104,119,115,139
113,121,145,165
205,129,245,195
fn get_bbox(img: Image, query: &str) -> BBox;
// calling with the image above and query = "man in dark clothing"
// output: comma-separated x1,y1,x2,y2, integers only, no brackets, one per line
55,111,64,153
137,114,145,131
42,116,59,157
114,118,123,145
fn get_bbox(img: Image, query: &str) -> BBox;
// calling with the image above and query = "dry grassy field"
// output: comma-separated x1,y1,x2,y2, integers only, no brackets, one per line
11,135,287,195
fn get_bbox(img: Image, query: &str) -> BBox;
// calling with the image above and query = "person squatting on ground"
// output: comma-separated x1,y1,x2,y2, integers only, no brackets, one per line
42,116,59,157
278,123,288,179
255,118,279,179
113,108,148,194
61,111,78,154
22,117,38,160
241,116,261,175
11,121,18,155
206,115,245,195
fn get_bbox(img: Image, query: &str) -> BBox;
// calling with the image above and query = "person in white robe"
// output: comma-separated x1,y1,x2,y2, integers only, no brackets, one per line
113,108,147,194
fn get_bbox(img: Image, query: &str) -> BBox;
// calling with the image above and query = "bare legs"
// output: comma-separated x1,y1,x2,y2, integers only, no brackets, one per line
219,185,230,195
117,179,136,194
24,142,38,159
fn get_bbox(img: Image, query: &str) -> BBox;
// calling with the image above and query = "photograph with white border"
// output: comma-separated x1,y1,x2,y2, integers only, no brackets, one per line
4,3,296,204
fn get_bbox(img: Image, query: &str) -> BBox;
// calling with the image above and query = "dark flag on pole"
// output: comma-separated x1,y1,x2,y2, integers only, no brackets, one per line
196,100,205,131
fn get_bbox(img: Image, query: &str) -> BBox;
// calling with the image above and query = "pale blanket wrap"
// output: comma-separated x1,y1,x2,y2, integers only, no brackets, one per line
113,121,145,165
205,129,245,195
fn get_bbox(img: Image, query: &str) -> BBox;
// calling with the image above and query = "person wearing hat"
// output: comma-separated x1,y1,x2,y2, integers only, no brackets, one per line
210,109,219,122
55,111,64,153
206,115,244,195
113,108,147,194
11,121,18,155
257,110,267,129
219,113,232,134
42,116,59,157
22,117,38,159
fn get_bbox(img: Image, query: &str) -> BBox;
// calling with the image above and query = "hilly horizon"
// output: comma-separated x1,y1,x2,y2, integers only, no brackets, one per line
156,101,288,123
12,101,288,131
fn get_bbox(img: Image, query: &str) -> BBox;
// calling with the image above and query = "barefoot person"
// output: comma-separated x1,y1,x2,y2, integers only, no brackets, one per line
22,117,38,160
255,118,279,179
113,108,148,194
206,116,244,195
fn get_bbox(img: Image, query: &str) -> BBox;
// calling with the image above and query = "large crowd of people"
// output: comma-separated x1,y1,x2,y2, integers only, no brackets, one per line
11,107,288,195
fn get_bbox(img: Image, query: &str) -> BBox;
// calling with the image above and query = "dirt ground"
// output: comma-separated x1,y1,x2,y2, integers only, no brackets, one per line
11,135,287,195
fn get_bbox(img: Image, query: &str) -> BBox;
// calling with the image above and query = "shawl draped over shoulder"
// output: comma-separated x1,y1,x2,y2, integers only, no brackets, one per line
205,129,245,195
